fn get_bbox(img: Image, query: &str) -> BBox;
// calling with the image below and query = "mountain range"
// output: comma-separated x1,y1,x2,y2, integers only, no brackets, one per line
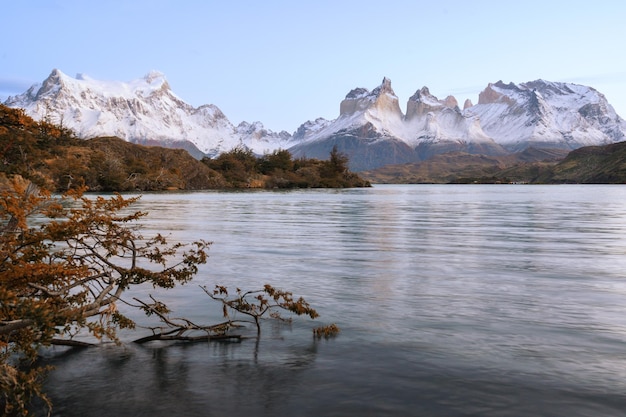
5,69,626,171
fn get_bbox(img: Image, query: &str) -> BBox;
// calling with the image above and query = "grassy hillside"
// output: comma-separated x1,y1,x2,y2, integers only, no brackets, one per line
8,102,622,188
0,104,369,191
537,142,626,183
361,142,626,185
361,148,568,184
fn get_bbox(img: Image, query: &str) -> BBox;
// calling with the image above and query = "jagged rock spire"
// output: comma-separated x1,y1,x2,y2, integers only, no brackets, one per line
339,77,402,118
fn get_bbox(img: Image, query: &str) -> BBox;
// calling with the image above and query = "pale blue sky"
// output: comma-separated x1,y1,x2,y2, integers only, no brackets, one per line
2,0,625,132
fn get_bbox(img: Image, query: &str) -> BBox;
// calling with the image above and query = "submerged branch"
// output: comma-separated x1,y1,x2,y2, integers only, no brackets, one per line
130,296,245,344
50,338,96,348
133,332,242,344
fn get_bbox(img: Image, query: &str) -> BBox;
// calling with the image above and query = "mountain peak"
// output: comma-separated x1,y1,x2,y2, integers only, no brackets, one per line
469,79,625,151
142,70,170,92
49,68,62,78
372,77,396,97
339,77,401,119
4,71,625,172
345,87,370,100
144,70,166,83
34,68,69,99
44,68,70,84
443,95,459,109
478,81,518,105
406,86,459,119
408,86,434,102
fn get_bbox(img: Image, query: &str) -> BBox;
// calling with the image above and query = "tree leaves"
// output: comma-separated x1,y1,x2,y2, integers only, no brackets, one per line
0,178,211,415
202,284,319,335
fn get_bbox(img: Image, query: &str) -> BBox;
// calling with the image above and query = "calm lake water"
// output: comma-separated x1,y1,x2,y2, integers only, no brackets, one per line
40,184,626,416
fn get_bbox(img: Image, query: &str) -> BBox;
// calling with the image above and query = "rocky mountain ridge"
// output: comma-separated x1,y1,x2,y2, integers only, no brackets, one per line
290,78,625,170
467,80,625,151
4,69,293,158
5,69,625,171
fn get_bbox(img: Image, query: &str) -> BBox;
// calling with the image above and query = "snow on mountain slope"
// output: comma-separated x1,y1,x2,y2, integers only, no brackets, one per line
4,70,625,171
4,69,292,156
291,78,507,164
235,121,293,154
291,77,625,169
292,78,407,144
465,80,626,151
404,86,503,151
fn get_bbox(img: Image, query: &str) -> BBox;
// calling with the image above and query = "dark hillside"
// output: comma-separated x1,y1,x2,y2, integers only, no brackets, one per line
539,141,626,183
0,104,224,191
0,104,369,191
360,148,568,184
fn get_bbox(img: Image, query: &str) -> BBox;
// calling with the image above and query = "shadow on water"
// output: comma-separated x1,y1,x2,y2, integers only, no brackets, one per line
38,336,626,417
40,334,321,417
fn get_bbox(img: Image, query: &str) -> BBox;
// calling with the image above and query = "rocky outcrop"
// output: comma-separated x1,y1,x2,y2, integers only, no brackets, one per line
340,77,403,120
406,87,448,119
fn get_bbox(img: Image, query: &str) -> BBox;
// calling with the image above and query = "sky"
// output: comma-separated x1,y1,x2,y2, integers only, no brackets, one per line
1,0,625,133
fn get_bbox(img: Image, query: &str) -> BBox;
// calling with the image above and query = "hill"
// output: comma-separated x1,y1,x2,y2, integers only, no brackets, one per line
538,141,626,183
6,70,625,172
0,104,369,191
361,142,626,185
360,148,568,184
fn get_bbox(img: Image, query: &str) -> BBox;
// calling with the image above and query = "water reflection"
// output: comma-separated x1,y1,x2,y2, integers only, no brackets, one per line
44,333,320,417
36,185,626,416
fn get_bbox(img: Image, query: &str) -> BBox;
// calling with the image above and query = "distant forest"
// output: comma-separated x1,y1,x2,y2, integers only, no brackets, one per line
0,104,370,192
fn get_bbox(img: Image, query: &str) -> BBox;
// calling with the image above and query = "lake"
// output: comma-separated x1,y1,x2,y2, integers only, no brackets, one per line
40,184,626,416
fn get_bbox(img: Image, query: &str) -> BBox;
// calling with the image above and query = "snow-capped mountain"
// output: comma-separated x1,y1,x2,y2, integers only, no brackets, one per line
4,70,625,171
465,80,626,152
290,78,626,170
289,78,508,170
288,79,417,170
4,69,292,157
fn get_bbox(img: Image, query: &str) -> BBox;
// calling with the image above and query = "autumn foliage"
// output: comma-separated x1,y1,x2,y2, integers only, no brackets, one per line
0,104,338,415
203,146,370,189
0,104,369,192
0,175,330,415
204,284,319,335
0,176,211,415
